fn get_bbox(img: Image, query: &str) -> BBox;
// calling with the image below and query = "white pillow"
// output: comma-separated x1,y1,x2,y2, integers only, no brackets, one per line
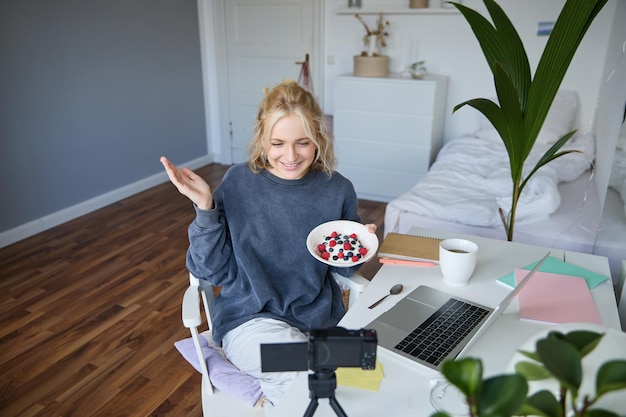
475,90,579,145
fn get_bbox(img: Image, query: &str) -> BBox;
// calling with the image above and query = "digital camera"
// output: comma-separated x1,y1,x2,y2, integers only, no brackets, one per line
260,327,377,372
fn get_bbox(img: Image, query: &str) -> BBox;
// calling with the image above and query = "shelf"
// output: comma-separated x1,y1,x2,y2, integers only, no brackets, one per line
336,7,458,15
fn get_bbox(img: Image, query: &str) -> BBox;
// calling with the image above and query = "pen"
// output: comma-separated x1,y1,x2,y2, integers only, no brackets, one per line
378,258,437,267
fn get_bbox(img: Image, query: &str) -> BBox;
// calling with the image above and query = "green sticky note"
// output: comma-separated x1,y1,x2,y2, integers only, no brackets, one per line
497,256,609,289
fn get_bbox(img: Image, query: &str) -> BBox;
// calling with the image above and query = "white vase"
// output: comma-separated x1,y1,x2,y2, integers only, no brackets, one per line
367,35,379,57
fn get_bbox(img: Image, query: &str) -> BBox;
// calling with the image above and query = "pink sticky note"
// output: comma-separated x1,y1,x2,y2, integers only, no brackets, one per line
514,268,602,325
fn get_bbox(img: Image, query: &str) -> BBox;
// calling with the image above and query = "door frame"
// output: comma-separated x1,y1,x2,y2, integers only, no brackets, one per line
197,0,325,164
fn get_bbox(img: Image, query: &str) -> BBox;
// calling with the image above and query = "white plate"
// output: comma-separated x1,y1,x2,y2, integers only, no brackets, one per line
506,323,626,413
306,220,379,267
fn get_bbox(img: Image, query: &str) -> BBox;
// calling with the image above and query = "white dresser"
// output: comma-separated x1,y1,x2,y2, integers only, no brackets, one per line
333,73,448,202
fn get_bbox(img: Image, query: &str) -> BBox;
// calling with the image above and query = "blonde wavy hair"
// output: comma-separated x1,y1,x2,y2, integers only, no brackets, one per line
248,79,335,176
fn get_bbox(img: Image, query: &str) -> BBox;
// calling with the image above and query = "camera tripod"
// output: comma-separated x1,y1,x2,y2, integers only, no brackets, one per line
302,369,348,417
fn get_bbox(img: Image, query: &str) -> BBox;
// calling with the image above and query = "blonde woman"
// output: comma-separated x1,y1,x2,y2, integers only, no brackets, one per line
161,80,375,411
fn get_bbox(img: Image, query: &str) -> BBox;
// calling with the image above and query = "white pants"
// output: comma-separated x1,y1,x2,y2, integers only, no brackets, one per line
222,318,308,414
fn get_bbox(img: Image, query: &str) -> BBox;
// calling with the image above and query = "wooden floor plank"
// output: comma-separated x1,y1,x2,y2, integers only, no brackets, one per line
0,163,385,416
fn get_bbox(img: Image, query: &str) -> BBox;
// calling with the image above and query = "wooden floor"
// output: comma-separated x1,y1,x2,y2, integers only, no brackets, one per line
0,163,386,417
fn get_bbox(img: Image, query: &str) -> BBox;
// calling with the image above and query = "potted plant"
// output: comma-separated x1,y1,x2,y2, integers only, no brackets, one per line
353,13,390,77
450,0,607,241
433,329,626,417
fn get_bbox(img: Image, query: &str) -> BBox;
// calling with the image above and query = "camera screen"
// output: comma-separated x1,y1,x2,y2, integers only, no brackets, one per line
260,342,308,372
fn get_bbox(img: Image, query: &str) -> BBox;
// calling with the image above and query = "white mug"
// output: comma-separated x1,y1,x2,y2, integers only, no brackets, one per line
439,239,478,286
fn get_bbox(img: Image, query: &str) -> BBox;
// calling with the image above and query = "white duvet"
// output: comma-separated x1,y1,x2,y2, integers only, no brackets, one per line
385,132,595,233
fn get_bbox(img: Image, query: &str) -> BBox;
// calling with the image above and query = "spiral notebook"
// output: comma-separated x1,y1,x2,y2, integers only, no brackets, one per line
377,233,442,263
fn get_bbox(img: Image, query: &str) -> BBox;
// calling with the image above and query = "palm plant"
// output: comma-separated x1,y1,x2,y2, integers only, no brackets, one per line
450,0,607,241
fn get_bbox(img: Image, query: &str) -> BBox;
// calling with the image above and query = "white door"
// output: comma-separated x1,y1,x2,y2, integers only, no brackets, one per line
223,0,317,163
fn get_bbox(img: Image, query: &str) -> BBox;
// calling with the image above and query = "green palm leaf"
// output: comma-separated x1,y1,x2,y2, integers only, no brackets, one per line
451,0,607,241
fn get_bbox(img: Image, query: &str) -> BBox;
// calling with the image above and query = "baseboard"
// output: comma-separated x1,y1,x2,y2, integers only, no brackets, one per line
0,155,214,249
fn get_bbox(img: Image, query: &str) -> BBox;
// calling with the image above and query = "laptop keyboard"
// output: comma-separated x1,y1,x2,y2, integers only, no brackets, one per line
393,298,490,366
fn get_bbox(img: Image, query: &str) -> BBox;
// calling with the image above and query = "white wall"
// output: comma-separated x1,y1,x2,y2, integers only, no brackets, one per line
322,0,617,142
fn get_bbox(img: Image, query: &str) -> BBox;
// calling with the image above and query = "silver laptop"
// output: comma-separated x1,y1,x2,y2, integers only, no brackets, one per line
365,252,550,371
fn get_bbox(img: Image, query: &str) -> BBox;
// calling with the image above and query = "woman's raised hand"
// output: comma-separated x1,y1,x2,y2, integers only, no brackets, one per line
160,156,213,210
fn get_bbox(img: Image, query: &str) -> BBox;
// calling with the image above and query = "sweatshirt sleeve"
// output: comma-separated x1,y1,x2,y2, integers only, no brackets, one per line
185,204,233,286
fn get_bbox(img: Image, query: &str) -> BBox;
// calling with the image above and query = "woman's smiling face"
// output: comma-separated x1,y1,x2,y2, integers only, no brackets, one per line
265,113,317,180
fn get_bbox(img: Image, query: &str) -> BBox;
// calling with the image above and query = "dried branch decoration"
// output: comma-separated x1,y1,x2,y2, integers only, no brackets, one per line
355,13,390,55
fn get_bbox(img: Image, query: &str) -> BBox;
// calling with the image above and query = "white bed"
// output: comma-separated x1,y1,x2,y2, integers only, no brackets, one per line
384,90,606,254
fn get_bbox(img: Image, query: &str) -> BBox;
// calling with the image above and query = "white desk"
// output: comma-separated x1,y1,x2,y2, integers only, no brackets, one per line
273,227,621,417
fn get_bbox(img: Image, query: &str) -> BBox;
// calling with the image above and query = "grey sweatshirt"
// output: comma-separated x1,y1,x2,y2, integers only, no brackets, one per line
186,163,363,344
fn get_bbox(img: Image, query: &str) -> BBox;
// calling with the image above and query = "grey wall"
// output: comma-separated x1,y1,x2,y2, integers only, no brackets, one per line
0,0,207,233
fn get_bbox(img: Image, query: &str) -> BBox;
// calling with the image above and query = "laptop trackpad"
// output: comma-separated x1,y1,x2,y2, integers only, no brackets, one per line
373,286,447,333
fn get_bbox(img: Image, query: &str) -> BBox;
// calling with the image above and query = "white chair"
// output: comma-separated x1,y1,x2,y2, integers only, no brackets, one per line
181,271,370,416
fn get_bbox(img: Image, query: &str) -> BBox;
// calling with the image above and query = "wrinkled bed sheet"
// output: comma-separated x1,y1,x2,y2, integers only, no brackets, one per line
385,132,595,233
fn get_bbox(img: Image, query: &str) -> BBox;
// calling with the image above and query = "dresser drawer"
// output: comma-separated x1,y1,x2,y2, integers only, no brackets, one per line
335,138,431,174
337,164,425,201
334,110,434,146
334,79,437,116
